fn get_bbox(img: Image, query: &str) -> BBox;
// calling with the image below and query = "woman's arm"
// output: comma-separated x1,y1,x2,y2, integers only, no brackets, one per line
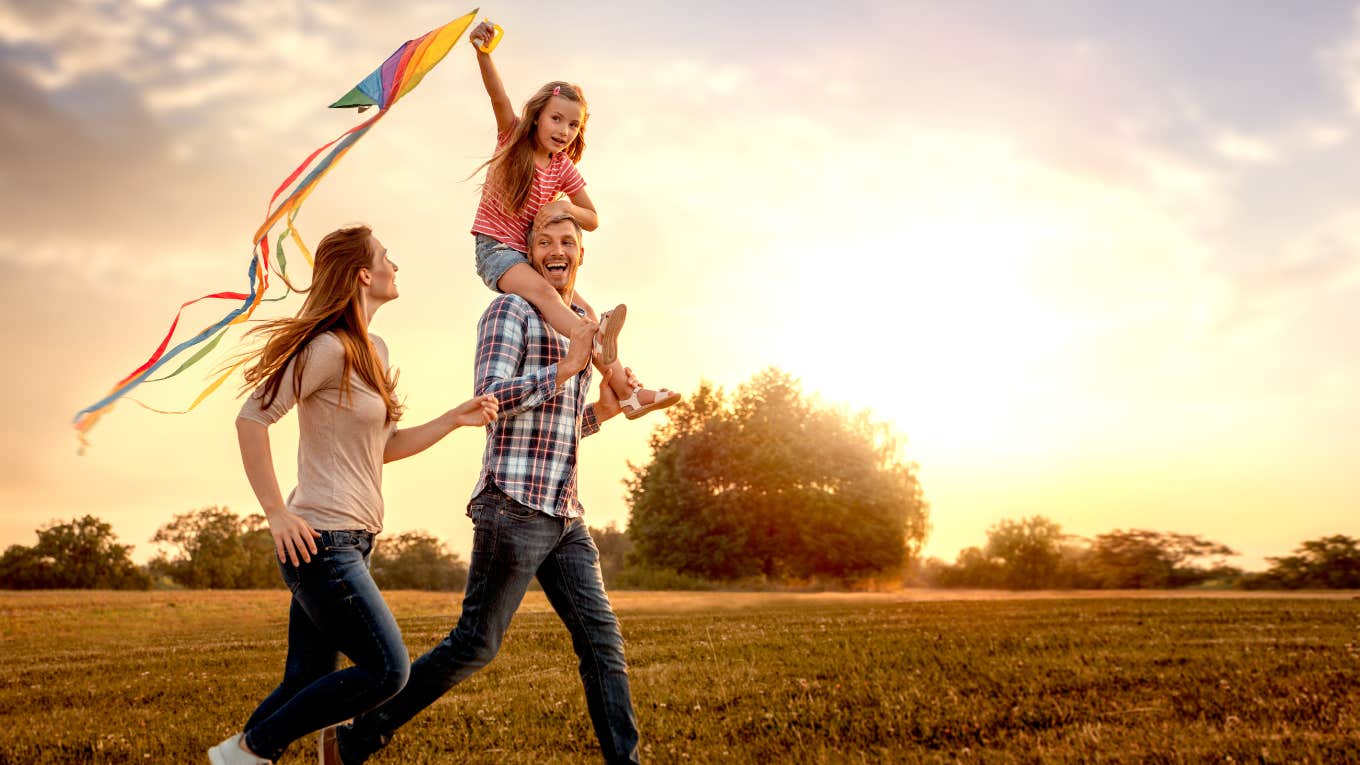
470,21,516,134
383,394,499,463
236,418,320,565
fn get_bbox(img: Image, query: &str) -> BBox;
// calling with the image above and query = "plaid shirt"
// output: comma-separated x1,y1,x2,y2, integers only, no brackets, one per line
471,294,600,518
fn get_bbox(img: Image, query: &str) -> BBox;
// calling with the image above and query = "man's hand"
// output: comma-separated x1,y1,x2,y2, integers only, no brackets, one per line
557,319,598,386
596,368,622,420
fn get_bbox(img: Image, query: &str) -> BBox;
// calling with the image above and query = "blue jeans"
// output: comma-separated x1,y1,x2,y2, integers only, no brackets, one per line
242,529,410,762
340,483,641,764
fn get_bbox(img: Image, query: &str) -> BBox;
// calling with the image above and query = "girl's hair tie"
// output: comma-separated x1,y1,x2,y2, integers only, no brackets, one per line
552,86,561,96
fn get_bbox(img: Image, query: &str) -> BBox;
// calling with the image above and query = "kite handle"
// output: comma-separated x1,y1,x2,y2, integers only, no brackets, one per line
476,21,503,53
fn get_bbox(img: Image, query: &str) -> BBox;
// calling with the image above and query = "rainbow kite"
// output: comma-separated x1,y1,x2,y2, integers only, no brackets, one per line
72,9,489,451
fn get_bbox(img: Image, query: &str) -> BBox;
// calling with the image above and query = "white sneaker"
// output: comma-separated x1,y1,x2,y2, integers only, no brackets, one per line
207,733,271,765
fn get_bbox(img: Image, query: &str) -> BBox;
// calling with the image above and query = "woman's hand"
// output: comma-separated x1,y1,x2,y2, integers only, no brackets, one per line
266,509,321,566
451,394,499,427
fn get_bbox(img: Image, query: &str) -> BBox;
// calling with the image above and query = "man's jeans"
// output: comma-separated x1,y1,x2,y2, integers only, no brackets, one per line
341,483,641,764
242,529,410,762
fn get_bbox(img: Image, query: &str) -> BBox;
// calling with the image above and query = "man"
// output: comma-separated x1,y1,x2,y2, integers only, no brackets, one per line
328,213,641,764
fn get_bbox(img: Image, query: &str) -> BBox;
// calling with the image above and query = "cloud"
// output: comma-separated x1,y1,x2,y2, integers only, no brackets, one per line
1214,209,1360,336
1321,4,1360,114
1212,130,1280,164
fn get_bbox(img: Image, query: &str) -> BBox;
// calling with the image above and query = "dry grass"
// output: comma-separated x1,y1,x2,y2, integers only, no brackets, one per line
1,590,1357,763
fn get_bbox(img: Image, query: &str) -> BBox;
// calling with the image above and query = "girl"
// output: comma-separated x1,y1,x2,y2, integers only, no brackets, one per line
207,225,498,765
467,19,679,420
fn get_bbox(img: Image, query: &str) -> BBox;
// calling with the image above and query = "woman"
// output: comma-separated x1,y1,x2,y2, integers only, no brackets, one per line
208,225,497,765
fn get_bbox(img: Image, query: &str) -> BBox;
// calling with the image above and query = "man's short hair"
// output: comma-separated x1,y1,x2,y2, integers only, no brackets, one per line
527,213,583,244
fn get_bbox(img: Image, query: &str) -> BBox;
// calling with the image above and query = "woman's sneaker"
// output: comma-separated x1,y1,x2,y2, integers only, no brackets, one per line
207,732,271,764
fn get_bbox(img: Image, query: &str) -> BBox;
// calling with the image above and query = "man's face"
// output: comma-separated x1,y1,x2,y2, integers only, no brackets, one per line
529,219,583,299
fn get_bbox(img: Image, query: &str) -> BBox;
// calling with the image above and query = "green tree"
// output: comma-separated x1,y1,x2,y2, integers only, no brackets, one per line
983,516,1067,590
590,523,632,587
371,531,467,592
149,507,279,589
0,515,150,590
1249,535,1360,589
1085,530,1237,589
931,546,1003,588
626,369,928,585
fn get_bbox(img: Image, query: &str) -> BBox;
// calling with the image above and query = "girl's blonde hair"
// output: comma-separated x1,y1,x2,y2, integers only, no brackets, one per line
240,225,404,424
479,81,588,216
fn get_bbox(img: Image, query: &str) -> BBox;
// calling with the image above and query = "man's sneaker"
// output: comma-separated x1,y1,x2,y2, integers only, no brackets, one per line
207,733,270,765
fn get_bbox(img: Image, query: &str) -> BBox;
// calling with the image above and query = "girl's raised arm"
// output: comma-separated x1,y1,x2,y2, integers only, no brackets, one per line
470,21,515,134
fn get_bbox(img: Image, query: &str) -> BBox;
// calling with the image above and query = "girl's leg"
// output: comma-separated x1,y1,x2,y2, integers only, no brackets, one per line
243,532,410,762
498,263,588,338
598,356,681,417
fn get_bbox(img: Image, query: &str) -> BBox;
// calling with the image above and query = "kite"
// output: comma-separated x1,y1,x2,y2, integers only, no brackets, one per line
71,9,498,451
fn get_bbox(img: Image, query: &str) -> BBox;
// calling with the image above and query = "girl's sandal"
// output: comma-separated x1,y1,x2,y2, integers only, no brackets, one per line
619,386,681,420
594,304,627,366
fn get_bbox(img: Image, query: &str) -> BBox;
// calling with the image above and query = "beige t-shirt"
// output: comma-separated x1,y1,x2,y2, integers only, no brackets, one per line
237,332,396,534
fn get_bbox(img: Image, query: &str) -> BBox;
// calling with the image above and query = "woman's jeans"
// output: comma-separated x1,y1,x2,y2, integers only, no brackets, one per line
340,483,641,764
241,529,409,762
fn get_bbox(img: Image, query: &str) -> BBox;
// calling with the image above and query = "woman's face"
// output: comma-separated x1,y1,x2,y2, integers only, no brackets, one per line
363,235,399,303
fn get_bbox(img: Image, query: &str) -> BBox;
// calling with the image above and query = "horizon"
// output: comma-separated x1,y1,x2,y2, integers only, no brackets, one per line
3,0,1358,572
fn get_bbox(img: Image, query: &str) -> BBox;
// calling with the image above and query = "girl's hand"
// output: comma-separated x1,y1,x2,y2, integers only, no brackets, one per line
534,199,574,228
469,20,497,49
451,394,499,427
266,509,321,566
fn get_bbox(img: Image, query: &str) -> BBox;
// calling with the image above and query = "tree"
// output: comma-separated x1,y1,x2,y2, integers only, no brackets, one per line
931,546,1003,588
0,515,150,590
1249,535,1360,589
149,507,279,589
590,524,632,587
626,369,929,585
1085,530,1237,589
371,531,468,592
983,516,1068,589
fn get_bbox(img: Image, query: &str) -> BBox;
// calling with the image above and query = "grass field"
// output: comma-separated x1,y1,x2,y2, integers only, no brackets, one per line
1,590,1357,763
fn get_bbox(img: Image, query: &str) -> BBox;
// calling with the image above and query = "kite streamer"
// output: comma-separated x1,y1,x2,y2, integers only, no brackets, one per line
72,9,485,451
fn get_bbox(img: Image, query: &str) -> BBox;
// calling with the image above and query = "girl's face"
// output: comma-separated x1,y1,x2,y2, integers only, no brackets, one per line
534,95,584,156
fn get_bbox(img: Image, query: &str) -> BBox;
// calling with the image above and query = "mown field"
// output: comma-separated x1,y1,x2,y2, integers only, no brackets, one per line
0,590,1357,763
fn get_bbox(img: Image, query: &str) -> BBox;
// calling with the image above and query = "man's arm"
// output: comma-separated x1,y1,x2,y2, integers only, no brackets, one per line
474,297,596,418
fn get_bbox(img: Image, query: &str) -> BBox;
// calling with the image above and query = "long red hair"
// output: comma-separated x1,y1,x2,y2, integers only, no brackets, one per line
240,225,403,424
477,81,588,217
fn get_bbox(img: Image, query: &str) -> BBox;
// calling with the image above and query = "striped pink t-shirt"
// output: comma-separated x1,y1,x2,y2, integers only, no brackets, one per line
470,120,586,254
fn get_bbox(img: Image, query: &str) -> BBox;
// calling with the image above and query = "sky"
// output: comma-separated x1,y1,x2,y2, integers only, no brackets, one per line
2,0,1358,571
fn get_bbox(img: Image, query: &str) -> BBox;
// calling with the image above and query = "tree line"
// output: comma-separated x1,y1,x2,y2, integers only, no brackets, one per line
916,516,1360,590
5,369,1355,592
0,509,471,592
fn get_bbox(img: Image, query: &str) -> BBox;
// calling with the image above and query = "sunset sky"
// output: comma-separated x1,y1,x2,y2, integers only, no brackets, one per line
2,0,1357,571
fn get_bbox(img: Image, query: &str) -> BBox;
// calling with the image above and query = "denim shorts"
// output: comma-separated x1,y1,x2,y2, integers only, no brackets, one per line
474,234,530,292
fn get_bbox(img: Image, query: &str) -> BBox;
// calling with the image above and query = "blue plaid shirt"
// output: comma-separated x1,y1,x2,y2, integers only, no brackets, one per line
470,294,600,517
